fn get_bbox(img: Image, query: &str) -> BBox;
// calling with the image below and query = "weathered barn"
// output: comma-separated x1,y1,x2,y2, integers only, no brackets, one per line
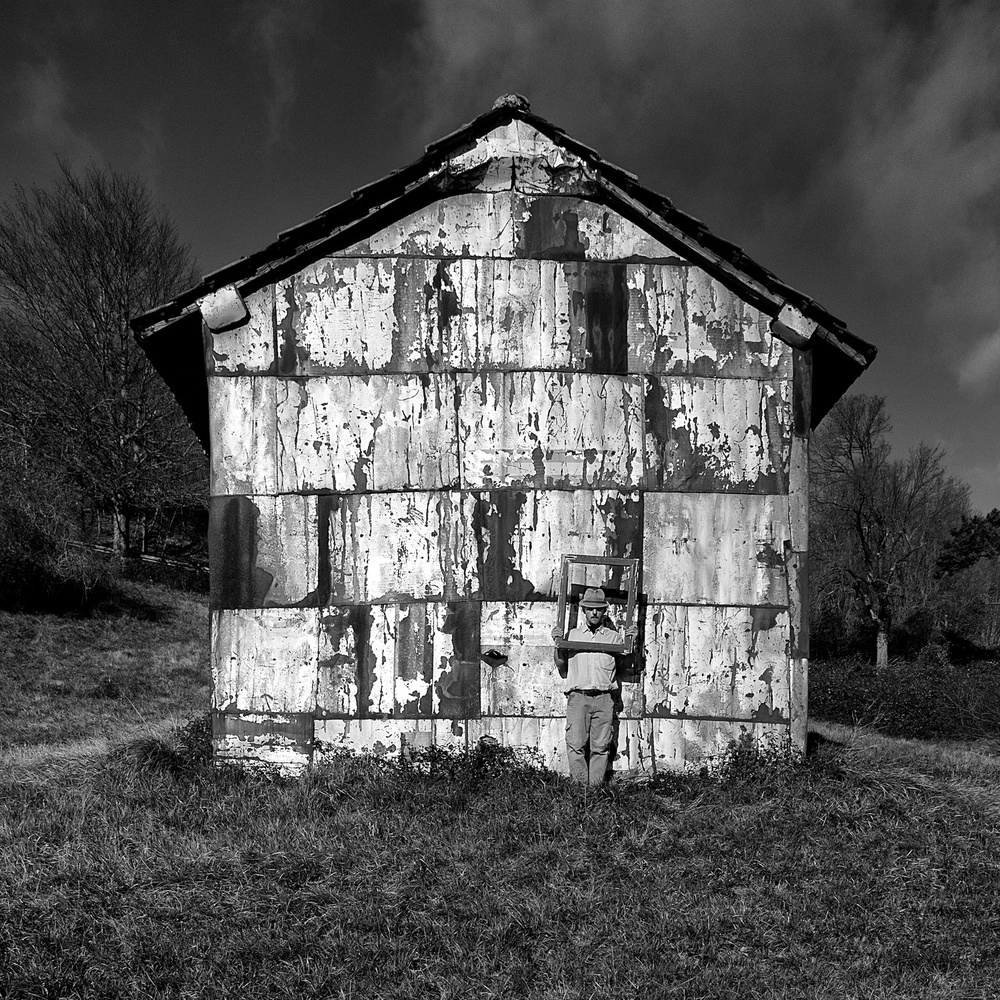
132,95,876,774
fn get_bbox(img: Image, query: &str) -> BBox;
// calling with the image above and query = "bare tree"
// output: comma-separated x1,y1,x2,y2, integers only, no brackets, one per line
0,163,203,555
811,395,969,669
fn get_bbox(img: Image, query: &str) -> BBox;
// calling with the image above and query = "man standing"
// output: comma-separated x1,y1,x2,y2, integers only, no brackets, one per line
551,588,636,785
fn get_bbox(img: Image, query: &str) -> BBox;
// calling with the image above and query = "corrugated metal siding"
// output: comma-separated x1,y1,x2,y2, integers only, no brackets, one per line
206,121,804,772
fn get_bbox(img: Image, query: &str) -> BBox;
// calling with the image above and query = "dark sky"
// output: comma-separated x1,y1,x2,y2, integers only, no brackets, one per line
3,0,999,511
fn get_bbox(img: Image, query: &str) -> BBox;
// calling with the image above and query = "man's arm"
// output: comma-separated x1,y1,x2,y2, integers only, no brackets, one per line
613,625,640,675
551,626,573,676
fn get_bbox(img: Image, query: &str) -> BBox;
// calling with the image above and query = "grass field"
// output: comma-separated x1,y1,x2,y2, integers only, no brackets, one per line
3,587,1000,999
0,581,208,754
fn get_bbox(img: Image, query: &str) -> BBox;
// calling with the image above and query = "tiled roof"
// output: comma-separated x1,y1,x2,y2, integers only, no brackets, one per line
132,95,876,450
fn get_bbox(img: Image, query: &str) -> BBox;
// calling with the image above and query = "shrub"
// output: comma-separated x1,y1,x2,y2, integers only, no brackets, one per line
104,712,215,783
810,655,1000,739
314,736,553,794
0,500,108,611
710,731,802,787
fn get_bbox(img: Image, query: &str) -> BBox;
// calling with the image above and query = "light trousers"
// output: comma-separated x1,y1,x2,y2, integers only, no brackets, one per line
565,690,615,784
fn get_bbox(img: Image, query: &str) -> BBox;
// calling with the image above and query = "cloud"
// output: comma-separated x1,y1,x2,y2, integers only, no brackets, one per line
13,58,99,163
407,0,875,198
826,5,1000,287
958,330,1000,387
406,0,1000,384
246,0,324,149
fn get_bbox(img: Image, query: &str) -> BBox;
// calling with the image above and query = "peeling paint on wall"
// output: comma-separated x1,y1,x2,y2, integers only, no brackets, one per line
515,196,676,261
214,711,313,771
643,377,791,492
209,377,277,496
642,493,790,605
627,266,790,377
459,372,644,489
473,489,641,600
642,605,789,720
324,492,480,604
212,608,319,714
274,375,459,493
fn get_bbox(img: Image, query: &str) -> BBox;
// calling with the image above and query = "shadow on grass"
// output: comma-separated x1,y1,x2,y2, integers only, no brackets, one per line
1,572,179,622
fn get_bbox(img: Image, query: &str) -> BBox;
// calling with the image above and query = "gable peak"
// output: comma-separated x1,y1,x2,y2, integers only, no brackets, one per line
492,93,530,113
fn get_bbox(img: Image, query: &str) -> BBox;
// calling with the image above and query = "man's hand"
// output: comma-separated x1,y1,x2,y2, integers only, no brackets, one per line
624,625,638,649
550,626,564,642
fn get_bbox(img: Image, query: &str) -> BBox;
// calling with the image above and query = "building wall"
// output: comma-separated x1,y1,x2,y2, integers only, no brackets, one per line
206,122,808,772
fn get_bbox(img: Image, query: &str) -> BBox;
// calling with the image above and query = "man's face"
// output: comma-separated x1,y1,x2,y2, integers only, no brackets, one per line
584,606,604,630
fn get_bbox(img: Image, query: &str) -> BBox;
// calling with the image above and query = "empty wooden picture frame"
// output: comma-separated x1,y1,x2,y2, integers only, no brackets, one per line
555,554,641,654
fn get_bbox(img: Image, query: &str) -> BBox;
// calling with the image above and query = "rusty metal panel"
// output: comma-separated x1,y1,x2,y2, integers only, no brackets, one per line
325,492,479,604
642,605,790,721
792,347,812,435
316,607,359,717
433,601,482,719
626,265,687,373
334,193,678,261
354,604,397,716
513,195,675,260
276,256,496,374
214,711,313,772
651,718,791,771
211,608,319,714
627,265,791,377
430,718,472,748
317,600,481,719
316,714,648,776
474,489,641,600
275,258,400,374
208,376,277,496
392,603,436,717
787,425,809,751
314,719,433,758
459,373,644,489
206,284,275,375
443,120,531,192
336,193,517,258
209,494,319,609
480,602,561,716
454,259,628,372
272,257,630,374
684,268,790,378
314,719,470,758
644,377,792,493
452,259,588,371
642,493,790,605
459,258,540,368
615,718,654,773
274,375,459,493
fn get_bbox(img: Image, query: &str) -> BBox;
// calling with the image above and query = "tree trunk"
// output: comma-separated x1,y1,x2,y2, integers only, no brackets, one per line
875,626,889,672
111,504,128,556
